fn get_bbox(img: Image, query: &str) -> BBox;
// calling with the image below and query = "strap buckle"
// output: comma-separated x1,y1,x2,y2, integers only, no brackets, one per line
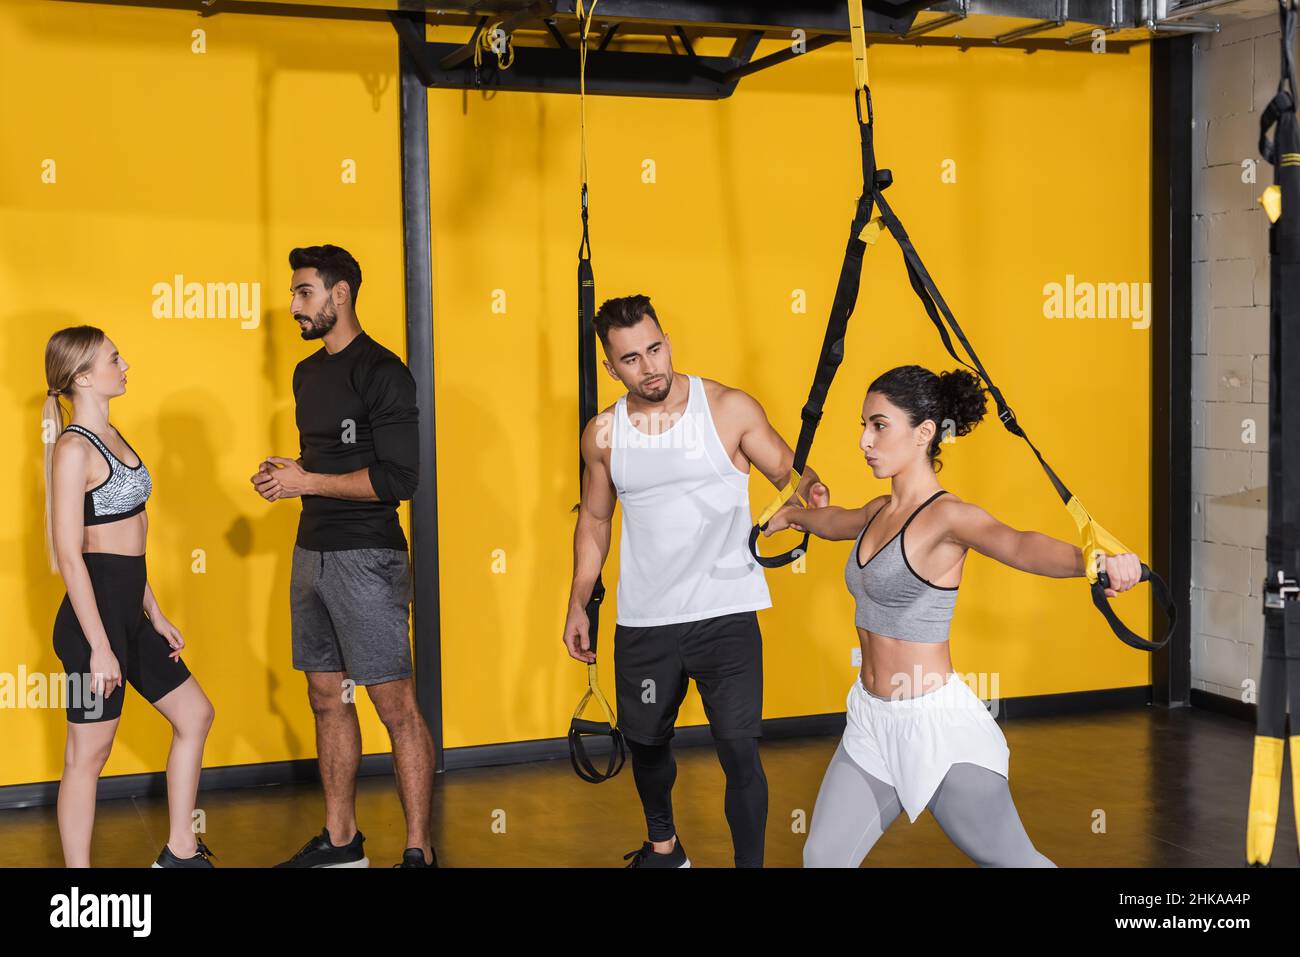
1263,570,1300,610
998,406,1016,427
800,402,824,426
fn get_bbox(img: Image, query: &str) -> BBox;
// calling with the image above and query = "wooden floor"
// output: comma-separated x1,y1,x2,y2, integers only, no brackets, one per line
1,703,1293,867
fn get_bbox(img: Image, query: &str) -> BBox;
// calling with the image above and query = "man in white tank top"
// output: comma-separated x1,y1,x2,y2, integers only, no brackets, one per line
562,295,827,868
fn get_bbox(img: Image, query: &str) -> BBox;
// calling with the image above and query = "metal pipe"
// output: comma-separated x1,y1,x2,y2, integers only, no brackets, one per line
394,12,444,773
723,32,838,81
1147,16,1221,31
903,12,967,39
597,21,621,52
1153,0,1248,21
1064,25,1117,44
992,18,1065,42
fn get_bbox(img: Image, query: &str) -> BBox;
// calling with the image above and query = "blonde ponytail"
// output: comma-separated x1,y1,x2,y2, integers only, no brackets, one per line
43,327,105,573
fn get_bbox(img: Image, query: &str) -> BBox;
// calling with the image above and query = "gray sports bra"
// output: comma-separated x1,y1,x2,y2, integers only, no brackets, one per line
843,489,958,643
63,424,152,526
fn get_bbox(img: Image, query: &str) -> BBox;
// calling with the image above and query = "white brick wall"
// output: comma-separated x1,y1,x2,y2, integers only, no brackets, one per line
1190,14,1278,703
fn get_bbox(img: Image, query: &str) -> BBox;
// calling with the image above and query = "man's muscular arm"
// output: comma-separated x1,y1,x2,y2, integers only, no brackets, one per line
568,414,615,612
562,412,616,663
727,388,823,504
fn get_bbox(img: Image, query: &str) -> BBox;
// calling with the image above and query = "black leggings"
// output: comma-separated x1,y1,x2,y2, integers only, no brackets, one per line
627,736,768,868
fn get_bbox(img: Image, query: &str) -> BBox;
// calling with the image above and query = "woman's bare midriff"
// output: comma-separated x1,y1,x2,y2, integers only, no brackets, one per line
857,627,953,700
82,512,147,557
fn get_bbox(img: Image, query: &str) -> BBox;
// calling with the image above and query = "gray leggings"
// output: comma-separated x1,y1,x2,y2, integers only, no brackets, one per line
803,740,1056,867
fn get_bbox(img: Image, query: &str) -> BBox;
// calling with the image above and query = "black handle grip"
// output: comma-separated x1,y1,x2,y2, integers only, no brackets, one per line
1091,563,1177,652
747,522,811,569
570,718,612,736
568,724,626,783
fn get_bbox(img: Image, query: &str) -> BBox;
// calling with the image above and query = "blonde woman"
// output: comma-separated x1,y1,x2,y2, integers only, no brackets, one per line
44,326,214,868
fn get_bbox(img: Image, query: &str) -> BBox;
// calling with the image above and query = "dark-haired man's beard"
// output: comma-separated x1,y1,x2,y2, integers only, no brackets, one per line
638,372,672,402
295,300,338,341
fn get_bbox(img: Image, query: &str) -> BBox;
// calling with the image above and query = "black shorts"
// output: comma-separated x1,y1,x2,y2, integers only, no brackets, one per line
52,552,192,724
613,610,763,745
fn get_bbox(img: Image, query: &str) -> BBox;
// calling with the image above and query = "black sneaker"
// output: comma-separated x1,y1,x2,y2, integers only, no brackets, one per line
152,839,216,868
624,836,690,868
274,827,369,868
394,847,438,868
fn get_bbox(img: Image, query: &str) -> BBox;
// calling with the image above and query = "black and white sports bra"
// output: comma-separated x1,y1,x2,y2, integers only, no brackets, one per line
63,424,152,526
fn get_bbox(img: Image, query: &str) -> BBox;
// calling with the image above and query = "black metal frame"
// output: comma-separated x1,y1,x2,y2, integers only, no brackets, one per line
392,5,1142,99
1150,35,1194,709
395,12,445,771
414,33,766,98
399,1,914,99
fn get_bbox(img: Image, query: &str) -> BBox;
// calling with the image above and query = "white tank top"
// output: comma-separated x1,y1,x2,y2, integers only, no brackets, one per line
609,374,772,626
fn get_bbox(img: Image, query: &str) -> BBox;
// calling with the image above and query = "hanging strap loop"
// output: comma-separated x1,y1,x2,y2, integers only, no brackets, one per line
567,0,624,783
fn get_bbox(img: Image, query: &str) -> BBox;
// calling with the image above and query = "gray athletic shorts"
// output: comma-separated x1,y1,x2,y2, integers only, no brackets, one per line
290,545,413,685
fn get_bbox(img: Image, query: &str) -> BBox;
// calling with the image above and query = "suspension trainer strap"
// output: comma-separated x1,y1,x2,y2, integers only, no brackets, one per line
1246,0,1300,866
568,0,625,783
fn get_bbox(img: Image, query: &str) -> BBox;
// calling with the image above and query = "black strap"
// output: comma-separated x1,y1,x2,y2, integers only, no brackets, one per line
873,190,1074,507
577,182,606,621
1090,565,1170,653
880,184,1176,650
568,179,623,782
877,181,1176,651
1260,0,1298,166
748,91,880,568
1249,0,1300,866
755,81,1177,650
569,723,627,784
1263,3,1300,724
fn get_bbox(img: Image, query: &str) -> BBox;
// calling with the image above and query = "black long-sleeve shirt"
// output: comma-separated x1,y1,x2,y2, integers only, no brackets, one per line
292,331,419,551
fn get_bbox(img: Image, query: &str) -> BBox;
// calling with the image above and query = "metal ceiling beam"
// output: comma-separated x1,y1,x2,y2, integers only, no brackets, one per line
58,0,1240,41
597,22,622,51
1149,16,1222,29
1155,0,1254,20
410,37,760,98
904,5,969,39
723,32,841,82
546,0,921,34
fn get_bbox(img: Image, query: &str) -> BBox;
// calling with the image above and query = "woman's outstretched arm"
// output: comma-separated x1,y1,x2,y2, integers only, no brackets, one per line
945,499,1083,577
765,492,883,543
943,499,1143,596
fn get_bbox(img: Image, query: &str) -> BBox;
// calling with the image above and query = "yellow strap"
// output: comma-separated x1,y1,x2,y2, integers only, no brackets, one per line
859,215,884,245
1245,735,1286,865
1292,736,1300,858
572,661,618,727
1261,184,1282,224
471,20,515,72
755,470,808,528
1064,495,1136,585
577,0,599,187
848,0,869,91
